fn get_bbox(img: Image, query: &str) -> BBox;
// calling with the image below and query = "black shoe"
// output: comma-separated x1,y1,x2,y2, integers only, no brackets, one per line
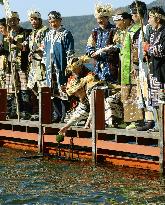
8,112,17,119
30,114,39,121
137,121,155,131
52,117,61,123
20,111,31,120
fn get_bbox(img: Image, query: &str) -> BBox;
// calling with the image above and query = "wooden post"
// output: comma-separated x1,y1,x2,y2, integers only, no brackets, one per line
91,89,105,164
0,89,7,121
95,89,105,130
38,87,51,153
38,87,43,153
41,87,51,124
159,104,165,174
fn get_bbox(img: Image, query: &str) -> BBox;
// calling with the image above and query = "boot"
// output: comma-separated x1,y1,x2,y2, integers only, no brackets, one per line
52,97,62,123
137,121,155,131
19,90,32,120
60,100,70,123
7,94,17,119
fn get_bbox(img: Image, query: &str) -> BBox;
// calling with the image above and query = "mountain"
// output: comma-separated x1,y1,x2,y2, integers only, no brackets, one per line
148,0,165,9
21,0,164,55
21,15,97,55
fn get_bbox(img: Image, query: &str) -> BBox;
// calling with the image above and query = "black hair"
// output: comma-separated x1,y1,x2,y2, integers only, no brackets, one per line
130,1,147,18
48,11,62,20
121,12,132,20
70,57,79,65
149,7,165,24
0,18,6,26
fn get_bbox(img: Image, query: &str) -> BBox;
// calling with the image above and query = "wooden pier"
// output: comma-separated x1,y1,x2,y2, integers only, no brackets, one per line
0,88,164,173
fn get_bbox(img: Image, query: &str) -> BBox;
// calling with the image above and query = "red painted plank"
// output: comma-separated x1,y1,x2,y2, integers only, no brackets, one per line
98,140,160,157
0,130,38,141
43,135,160,157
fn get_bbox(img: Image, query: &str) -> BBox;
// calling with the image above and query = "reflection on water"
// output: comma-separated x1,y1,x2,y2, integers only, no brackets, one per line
0,147,165,204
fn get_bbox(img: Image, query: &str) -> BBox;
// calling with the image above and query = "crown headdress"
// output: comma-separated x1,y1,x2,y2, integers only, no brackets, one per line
27,9,41,20
94,3,112,18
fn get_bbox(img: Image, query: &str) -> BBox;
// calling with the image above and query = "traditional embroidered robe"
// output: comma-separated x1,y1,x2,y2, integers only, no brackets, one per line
120,23,144,122
3,27,31,93
42,26,74,91
86,22,119,83
27,25,48,89
149,24,165,105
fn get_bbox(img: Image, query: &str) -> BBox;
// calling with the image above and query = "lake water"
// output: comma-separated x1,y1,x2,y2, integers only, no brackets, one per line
0,147,165,205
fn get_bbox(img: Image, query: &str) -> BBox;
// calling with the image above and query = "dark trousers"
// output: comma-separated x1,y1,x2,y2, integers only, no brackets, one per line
52,97,70,123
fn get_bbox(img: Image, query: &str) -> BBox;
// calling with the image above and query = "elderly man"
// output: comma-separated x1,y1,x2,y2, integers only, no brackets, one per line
27,10,48,91
6,11,31,119
42,11,74,123
86,3,119,84
26,10,48,120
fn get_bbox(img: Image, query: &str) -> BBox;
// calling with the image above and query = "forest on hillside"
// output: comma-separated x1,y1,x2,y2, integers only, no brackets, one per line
21,0,165,55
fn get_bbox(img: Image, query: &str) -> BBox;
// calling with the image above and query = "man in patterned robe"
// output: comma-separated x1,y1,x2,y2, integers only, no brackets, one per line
42,11,74,122
26,10,49,119
86,3,119,84
27,10,48,91
5,12,31,119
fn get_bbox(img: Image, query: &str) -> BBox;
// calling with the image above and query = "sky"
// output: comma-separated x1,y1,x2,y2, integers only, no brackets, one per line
0,0,154,22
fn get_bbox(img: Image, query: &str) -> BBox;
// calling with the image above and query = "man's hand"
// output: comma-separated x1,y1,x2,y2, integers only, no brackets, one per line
143,42,150,52
59,125,69,134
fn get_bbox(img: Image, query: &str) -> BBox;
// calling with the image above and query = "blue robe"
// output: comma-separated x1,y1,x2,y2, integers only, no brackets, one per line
86,22,119,83
42,26,74,90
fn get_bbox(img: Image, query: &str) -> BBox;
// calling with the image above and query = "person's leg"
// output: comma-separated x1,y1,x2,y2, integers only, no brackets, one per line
19,90,32,120
52,97,62,123
7,93,17,119
61,100,70,123
137,111,155,131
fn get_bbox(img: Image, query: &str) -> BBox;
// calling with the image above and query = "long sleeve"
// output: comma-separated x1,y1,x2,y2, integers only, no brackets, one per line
66,100,89,127
86,29,97,56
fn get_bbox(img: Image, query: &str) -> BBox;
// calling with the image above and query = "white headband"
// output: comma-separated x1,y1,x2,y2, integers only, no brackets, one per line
112,15,123,21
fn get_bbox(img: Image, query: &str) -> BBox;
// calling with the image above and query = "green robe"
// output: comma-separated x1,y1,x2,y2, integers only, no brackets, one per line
121,23,141,85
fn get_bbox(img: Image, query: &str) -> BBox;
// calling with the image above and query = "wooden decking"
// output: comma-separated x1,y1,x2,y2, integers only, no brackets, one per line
0,119,161,172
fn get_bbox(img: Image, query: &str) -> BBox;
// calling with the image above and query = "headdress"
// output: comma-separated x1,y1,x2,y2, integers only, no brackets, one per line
112,12,132,21
66,78,84,96
27,9,41,20
80,73,102,91
66,73,102,96
48,11,62,21
149,11,165,21
8,11,19,19
66,55,91,73
94,3,112,18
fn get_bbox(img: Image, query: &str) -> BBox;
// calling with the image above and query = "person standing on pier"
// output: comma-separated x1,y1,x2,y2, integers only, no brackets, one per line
26,10,49,120
120,1,146,130
144,7,165,131
86,3,119,85
6,12,31,120
42,11,74,123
